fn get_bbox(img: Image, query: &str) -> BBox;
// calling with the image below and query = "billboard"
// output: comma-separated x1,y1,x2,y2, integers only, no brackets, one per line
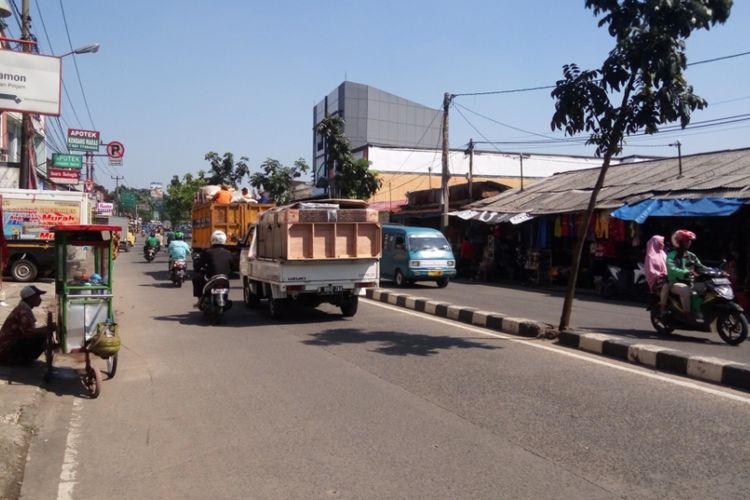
149,182,163,199
3,198,80,240
67,128,100,152
0,51,62,115
52,153,83,169
48,168,81,184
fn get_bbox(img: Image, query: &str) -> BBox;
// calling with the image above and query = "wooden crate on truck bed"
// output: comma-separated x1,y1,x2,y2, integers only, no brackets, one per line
192,202,274,249
256,200,381,260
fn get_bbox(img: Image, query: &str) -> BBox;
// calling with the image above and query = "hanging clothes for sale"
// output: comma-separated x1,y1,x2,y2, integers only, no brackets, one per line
609,217,626,241
553,216,562,238
595,211,610,239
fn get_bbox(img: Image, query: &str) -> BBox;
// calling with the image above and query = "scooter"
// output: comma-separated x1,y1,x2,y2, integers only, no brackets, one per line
170,259,187,287
601,262,647,300
144,247,156,262
199,274,232,324
648,267,748,345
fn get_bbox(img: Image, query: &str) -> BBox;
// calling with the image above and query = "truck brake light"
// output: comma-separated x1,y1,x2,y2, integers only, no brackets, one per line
355,282,375,288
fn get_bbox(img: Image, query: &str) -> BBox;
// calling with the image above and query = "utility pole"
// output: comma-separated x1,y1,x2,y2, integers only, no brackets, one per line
111,175,124,215
670,140,683,177
19,0,32,189
440,92,452,234
467,139,474,201
519,153,529,191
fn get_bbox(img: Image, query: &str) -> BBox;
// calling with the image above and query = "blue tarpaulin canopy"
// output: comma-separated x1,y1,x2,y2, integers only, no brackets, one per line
611,198,746,224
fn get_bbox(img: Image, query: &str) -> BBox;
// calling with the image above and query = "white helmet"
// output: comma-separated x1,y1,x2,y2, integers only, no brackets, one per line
211,230,227,245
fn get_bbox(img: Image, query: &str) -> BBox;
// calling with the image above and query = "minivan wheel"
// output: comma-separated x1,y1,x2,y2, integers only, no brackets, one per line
436,277,449,288
394,270,406,287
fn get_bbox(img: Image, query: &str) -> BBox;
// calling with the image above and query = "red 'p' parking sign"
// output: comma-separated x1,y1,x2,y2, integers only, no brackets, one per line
106,141,125,159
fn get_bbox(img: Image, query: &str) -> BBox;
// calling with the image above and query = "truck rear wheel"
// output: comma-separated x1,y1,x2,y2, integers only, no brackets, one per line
10,259,37,282
340,295,359,317
269,298,287,319
243,280,260,308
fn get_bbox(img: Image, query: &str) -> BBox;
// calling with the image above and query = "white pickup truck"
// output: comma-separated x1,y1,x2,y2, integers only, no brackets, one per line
238,201,381,318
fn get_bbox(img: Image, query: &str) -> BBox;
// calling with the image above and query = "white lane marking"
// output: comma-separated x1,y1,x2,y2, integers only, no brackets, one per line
57,399,83,500
363,299,750,405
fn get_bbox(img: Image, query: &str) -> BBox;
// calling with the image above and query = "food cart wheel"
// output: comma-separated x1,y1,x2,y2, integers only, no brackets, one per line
106,353,119,379
84,365,102,399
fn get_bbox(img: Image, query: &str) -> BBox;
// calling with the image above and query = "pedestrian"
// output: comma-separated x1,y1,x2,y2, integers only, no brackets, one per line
0,286,54,365
459,236,474,279
644,235,669,314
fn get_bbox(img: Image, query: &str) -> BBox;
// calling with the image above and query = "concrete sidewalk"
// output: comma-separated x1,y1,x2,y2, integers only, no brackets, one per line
0,281,54,500
365,288,750,392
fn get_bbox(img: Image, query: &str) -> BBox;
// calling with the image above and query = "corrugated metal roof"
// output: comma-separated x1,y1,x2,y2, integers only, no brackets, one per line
467,147,750,214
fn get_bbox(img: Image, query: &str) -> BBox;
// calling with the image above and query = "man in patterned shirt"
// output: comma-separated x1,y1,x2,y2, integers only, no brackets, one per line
0,286,54,365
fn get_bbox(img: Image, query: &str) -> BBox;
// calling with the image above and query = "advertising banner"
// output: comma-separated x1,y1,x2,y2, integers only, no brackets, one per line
149,182,163,199
2,198,80,240
0,51,62,115
48,168,81,184
52,153,83,169
97,202,114,215
67,128,100,152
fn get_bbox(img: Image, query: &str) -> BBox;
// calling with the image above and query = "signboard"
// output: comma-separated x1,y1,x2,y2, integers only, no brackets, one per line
108,158,123,167
47,168,81,185
67,128,100,152
97,202,114,215
106,141,125,159
509,212,535,225
120,192,136,208
149,182,163,199
0,51,62,115
84,179,94,192
2,198,80,240
51,153,83,169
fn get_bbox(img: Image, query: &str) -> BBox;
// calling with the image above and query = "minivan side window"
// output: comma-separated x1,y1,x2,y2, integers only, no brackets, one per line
394,236,405,250
383,234,393,250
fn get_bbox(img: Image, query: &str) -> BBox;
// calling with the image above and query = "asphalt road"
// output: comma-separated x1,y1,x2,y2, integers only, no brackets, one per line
20,252,750,499
379,278,750,364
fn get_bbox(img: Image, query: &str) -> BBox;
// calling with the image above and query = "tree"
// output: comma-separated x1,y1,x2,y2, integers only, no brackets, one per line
163,173,207,225
250,158,309,205
316,115,381,199
203,152,250,188
551,0,732,331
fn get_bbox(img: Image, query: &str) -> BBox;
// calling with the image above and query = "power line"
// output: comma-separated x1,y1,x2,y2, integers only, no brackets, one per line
58,0,96,129
454,102,566,141
687,50,750,67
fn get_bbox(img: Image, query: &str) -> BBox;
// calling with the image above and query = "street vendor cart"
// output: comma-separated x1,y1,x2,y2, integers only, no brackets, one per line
45,225,121,398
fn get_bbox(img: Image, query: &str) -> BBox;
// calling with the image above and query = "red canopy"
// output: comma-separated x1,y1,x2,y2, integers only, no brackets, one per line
51,225,122,233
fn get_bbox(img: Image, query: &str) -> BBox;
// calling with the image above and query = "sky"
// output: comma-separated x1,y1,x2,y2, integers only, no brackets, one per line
10,0,750,190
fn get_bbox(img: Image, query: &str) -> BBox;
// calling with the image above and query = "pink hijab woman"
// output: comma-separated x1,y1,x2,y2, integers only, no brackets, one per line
644,235,669,312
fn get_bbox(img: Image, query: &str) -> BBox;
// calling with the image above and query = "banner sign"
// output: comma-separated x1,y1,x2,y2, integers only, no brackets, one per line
52,153,83,169
97,202,114,215
67,128,100,152
149,182,163,199
48,168,81,184
0,51,62,115
2,198,80,240
120,192,136,208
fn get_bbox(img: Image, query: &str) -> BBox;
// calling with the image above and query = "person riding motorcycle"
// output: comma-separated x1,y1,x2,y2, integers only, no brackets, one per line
167,231,191,271
666,229,704,320
192,230,233,308
144,232,160,257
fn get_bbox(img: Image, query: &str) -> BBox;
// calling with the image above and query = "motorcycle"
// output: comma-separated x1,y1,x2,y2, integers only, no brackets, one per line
199,274,232,324
144,247,156,262
648,267,748,345
601,262,647,301
170,259,187,287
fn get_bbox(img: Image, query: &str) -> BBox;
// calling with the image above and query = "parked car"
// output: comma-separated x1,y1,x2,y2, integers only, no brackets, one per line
380,224,456,287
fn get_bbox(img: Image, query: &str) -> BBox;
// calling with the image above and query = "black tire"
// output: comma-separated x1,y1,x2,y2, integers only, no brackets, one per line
243,280,260,308
340,295,359,317
211,309,224,325
716,311,748,345
394,269,406,287
44,327,54,383
106,353,118,379
84,365,102,399
436,277,449,288
650,309,675,335
269,297,286,319
10,259,37,282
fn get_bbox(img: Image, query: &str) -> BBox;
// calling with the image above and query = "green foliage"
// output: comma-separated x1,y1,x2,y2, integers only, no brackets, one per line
551,0,732,156
203,152,250,188
316,115,382,199
249,158,309,205
163,173,207,225
116,186,155,220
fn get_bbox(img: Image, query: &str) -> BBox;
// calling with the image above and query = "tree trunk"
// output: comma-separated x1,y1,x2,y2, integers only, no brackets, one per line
558,152,614,331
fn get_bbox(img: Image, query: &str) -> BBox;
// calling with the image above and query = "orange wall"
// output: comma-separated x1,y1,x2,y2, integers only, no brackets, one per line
369,173,530,204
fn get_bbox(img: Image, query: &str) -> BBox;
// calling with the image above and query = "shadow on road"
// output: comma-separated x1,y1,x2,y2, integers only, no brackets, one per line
152,303,350,328
142,269,172,282
1,361,90,398
303,328,501,356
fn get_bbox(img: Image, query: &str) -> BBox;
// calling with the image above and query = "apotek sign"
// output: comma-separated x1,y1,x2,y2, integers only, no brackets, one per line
51,153,83,169
0,51,62,115
67,128,100,152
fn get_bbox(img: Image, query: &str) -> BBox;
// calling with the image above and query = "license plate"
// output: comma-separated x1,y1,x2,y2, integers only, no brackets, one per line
319,285,343,294
428,271,443,277
713,277,731,285
211,288,228,294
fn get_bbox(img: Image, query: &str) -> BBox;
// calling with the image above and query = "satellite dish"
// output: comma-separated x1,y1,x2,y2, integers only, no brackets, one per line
0,0,11,18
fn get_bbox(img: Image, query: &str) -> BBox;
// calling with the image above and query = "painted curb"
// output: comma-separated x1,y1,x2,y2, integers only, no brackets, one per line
364,288,750,392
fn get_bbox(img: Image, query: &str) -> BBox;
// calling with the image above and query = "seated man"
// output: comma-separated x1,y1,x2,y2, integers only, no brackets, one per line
0,286,54,366
213,185,233,204
167,231,191,270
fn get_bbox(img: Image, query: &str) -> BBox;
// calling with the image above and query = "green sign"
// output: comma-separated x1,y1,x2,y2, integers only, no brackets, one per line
120,192,136,208
51,153,83,169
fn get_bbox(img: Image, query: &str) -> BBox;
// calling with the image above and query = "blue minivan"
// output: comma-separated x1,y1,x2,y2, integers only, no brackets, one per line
380,224,457,288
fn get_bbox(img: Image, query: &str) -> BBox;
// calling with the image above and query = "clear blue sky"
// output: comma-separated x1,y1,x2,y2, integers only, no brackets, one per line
14,0,750,189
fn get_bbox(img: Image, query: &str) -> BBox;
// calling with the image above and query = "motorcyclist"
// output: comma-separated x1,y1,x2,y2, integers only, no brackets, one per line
192,230,233,308
167,231,191,271
666,229,704,320
144,232,160,257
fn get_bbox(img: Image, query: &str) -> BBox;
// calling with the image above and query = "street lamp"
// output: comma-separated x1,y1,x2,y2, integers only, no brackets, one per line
59,42,100,58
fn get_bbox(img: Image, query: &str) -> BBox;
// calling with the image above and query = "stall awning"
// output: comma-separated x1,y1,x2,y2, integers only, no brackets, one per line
611,198,746,224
